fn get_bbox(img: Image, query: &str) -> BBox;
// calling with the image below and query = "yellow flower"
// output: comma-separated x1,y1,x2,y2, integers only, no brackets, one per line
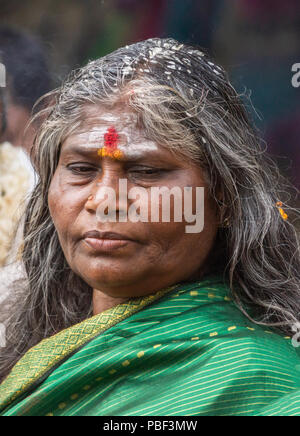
276,201,288,221
113,150,123,159
98,147,123,160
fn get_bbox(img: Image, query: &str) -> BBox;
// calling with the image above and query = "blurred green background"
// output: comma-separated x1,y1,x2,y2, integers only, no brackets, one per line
1,0,299,188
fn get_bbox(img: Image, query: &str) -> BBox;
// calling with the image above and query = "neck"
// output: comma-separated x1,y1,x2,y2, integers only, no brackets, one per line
93,289,129,315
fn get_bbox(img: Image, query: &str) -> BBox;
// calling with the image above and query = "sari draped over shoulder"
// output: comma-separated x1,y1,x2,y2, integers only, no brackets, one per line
0,276,300,416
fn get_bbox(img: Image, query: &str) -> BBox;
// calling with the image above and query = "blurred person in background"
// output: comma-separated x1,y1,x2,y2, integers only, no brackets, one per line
0,80,30,269
0,25,51,152
0,77,30,340
0,26,52,268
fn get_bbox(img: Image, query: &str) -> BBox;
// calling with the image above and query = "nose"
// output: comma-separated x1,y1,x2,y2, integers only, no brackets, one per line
84,164,128,219
97,165,121,192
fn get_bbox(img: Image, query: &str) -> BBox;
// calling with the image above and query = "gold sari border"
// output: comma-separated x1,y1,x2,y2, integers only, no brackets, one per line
0,284,178,411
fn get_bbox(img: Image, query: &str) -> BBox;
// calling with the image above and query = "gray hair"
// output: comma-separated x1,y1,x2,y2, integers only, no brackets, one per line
1,38,299,380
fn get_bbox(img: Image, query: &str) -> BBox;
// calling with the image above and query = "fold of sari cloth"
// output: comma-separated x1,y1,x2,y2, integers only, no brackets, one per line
0,276,300,416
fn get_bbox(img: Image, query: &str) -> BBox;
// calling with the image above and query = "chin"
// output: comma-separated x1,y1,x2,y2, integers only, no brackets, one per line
79,264,143,290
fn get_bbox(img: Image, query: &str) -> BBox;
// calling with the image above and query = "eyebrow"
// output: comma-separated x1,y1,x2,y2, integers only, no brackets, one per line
61,145,101,155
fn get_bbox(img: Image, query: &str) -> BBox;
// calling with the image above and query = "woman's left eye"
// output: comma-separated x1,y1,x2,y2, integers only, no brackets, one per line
67,164,97,175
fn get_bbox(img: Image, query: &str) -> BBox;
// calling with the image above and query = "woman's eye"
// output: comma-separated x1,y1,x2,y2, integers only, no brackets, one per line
67,164,97,175
129,167,165,176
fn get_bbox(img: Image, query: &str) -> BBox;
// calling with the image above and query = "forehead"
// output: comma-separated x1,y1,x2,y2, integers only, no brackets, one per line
80,104,138,127
60,104,168,162
62,105,141,148
83,105,137,131
58,104,201,170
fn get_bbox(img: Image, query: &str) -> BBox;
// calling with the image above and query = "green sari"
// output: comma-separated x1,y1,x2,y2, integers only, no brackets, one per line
1,276,300,416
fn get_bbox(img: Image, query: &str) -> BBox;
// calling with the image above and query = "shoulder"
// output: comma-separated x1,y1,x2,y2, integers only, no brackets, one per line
112,279,300,416
142,279,300,387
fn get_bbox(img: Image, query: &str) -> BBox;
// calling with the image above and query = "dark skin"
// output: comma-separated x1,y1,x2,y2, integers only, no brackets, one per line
48,106,219,315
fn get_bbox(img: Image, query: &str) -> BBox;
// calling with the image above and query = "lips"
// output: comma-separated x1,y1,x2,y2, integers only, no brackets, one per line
82,230,135,252
83,230,133,240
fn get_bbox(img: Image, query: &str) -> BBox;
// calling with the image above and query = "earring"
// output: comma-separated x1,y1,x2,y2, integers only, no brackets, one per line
222,217,230,228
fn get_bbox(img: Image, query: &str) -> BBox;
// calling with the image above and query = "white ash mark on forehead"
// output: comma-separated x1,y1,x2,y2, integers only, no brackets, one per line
83,113,138,145
84,126,159,159
118,140,159,159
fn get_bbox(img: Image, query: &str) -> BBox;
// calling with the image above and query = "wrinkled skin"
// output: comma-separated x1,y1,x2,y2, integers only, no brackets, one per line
48,105,218,314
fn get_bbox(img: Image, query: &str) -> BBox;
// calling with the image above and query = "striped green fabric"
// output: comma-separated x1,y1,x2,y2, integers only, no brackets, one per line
1,277,300,416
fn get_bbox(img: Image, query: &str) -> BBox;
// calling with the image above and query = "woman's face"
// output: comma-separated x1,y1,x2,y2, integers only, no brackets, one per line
48,105,219,298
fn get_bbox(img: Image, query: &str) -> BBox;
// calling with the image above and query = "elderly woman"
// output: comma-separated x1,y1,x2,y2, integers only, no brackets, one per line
0,38,299,416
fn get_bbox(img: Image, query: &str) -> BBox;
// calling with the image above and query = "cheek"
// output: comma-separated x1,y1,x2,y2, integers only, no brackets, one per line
48,176,60,223
48,186,67,253
145,190,218,263
48,173,81,239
